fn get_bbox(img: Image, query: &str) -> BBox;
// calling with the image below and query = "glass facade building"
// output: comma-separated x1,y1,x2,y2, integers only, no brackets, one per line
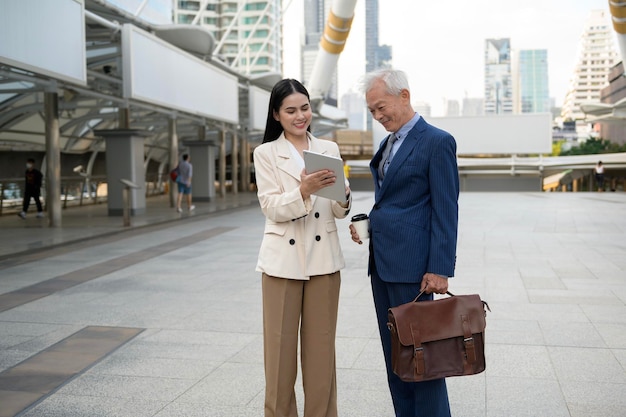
518,49,550,113
364,0,391,130
484,38,513,114
174,0,282,75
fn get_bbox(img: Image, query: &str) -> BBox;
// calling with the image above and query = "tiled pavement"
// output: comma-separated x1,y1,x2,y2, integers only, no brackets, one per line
0,191,625,416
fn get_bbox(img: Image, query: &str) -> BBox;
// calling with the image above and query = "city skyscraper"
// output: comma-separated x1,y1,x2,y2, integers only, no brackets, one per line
340,89,366,130
173,0,282,75
561,9,618,135
302,0,338,105
412,101,431,118
462,97,484,116
444,99,460,117
364,0,391,130
484,38,513,114
518,49,550,113
364,0,391,73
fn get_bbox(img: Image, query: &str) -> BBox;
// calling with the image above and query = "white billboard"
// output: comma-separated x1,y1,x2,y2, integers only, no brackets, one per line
248,86,270,131
122,24,238,124
429,113,552,155
0,0,86,85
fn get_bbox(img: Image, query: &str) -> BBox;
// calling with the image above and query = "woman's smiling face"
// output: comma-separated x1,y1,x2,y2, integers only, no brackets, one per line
274,92,312,140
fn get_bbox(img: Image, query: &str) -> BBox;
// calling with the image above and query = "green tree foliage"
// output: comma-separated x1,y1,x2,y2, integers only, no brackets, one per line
560,137,626,156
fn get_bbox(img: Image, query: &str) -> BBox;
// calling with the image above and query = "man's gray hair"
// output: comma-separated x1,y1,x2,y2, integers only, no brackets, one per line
360,68,410,96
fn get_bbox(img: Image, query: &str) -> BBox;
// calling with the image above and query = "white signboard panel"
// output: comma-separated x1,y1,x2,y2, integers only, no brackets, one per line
429,114,552,155
122,25,238,123
0,0,86,84
249,86,270,131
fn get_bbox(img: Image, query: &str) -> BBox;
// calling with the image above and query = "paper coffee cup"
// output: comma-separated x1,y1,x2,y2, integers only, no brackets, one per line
351,213,369,240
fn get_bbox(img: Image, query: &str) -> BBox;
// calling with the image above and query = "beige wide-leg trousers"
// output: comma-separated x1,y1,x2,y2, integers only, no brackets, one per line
262,272,341,417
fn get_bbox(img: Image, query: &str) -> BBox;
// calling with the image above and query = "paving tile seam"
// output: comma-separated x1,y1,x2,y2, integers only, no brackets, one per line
0,325,144,417
0,193,623,416
0,201,258,270
488,341,620,351
0,227,235,314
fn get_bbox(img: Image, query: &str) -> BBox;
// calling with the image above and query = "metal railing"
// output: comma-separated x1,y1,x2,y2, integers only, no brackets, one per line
0,173,169,216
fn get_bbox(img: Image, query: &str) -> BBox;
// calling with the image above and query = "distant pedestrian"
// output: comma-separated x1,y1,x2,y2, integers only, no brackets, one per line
176,154,195,213
594,160,605,191
19,158,44,219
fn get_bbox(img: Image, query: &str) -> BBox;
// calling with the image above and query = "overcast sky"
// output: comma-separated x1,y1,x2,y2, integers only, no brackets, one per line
282,0,617,116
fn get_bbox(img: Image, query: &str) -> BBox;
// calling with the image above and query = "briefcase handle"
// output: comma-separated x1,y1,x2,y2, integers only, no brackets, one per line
414,291,491,312
413,290,454,302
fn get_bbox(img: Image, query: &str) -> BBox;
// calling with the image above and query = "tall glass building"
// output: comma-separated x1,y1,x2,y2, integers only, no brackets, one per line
484,38,513,114
364,0,391,73
518,49,550,113
365,0,391,130
174,0,282,75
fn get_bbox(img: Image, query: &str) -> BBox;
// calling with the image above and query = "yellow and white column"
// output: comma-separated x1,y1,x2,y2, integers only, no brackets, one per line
307,0,357,104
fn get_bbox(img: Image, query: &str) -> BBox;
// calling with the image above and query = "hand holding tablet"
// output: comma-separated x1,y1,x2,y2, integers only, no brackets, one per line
303,150,348,203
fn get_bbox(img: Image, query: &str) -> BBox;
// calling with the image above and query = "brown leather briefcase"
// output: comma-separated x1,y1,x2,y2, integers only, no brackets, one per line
387,291,490,382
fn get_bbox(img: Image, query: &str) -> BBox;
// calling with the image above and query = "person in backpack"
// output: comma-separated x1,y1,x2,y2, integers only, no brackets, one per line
175,154,195,213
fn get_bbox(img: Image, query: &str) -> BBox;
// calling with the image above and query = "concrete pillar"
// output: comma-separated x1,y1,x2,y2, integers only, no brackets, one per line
219,128,226,198
44,90,62,227
94,129,151,216
168,118,178,207
82,150,99,203
239,135,248,192
198,125,206,141
183,141,216,201
231,131,238,195
118,107,130,129
245,139,253,191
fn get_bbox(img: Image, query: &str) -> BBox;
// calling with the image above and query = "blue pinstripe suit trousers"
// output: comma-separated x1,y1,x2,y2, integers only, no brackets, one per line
370,267,452,417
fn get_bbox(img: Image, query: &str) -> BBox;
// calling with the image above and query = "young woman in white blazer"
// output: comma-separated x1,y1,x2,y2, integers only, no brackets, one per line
253,78,351,417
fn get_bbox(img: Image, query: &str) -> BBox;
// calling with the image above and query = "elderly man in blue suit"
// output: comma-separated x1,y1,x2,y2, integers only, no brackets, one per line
350,68,459,417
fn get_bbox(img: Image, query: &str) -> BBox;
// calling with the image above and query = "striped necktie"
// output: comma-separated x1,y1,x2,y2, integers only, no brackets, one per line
378,133,398,181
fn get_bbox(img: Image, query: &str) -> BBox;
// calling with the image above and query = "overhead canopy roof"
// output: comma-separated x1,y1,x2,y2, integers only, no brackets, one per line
0,0,348,166
580,96,626,124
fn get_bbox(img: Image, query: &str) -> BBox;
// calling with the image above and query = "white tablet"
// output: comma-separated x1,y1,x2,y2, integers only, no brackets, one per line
303,150,347,203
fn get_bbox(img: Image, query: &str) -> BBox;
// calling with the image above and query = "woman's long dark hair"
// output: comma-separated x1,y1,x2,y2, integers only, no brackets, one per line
262,78,312,143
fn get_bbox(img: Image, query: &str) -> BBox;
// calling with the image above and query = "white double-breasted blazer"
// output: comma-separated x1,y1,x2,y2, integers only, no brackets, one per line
253,133,351,280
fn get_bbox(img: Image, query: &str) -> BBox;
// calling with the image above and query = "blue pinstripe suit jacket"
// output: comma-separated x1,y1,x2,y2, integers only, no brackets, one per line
368,116,459,283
